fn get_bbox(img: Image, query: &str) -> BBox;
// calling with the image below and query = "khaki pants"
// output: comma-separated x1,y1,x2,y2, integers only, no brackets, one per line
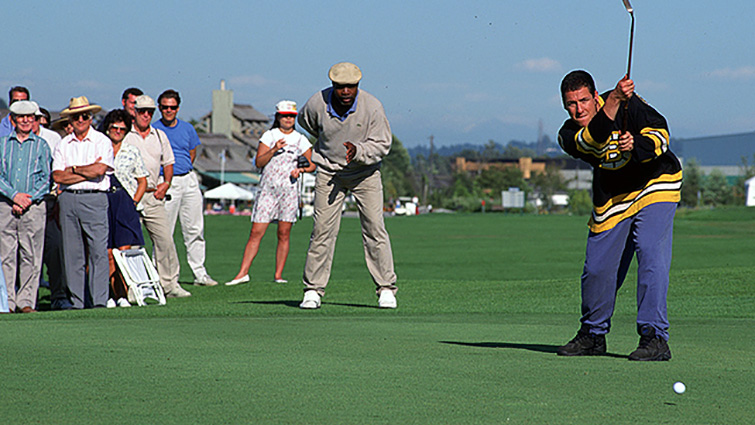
0,201,46,311
303,168,397,295
141,193,180,292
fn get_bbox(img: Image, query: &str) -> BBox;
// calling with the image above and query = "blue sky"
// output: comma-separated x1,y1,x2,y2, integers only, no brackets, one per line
4,1,755,147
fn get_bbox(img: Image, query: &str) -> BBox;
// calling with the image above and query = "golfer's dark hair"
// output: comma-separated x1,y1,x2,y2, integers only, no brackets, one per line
560,70,596,100
157,89,181,106
101,109,133,136
8,86,30,103
121,87,143,101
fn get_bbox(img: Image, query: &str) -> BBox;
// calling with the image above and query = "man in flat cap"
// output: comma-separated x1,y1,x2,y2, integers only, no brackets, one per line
52,96,113,309
297,62,398,309
0,100,51,312
0,86,31,138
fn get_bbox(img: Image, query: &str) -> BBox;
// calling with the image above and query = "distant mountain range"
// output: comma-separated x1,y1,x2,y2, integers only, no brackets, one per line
407,131,755,168
407,138,563,160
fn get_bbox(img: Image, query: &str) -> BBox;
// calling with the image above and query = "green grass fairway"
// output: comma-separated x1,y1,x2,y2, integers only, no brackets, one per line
2,208,753,424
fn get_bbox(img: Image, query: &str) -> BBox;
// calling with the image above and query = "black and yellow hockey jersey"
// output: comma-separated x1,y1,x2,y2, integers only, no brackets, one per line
558,92,683,233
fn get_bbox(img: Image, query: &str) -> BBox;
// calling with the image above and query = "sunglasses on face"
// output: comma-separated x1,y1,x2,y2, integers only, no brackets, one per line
109,125,128,132
136,109,154,115
159,104,179,110
70,113,92,121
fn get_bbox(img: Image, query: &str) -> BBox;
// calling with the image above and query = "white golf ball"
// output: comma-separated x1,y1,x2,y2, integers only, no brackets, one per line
673,381,686,394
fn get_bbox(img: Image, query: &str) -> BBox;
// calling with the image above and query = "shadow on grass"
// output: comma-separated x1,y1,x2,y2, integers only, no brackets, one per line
439,341,628,359
237,300,378,309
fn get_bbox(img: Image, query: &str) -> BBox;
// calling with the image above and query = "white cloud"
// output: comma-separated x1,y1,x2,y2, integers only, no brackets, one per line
516,57,561,73
708,66,755,80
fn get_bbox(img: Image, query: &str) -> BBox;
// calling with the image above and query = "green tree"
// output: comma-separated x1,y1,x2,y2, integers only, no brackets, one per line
474,167,526,196
529,164,567,212
382,135,416,201
568,189,593,216
680,158,702,208
701,169,733,206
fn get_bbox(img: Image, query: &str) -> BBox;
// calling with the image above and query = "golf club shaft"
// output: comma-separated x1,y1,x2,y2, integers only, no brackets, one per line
622,0,634,134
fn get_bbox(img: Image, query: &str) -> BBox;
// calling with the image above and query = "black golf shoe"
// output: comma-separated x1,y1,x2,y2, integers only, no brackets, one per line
628,327,671,361
557,326,607,356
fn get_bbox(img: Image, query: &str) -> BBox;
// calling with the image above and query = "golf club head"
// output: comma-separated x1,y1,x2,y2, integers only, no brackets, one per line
622,0,633,13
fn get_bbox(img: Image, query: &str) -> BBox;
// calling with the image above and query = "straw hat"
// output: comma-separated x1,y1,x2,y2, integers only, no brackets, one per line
59,96,102,117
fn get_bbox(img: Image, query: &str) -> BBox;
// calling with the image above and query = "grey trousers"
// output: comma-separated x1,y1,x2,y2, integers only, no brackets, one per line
0,201,46,311
141,192,180,292
58,192,110,309
303,168,397,295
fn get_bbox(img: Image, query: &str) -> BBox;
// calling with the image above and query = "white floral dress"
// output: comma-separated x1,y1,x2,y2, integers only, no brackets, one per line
251,128,312,223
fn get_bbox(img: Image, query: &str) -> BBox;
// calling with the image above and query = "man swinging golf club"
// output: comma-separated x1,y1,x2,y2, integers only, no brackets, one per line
556,69,683,361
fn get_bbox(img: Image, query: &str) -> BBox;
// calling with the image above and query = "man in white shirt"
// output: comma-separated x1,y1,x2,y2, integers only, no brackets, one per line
123,95,190,298
52,97,113,309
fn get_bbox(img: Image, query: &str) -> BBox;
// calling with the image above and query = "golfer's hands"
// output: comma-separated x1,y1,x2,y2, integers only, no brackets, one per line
344,142,357,163
618,131,634,152
613,75,634,102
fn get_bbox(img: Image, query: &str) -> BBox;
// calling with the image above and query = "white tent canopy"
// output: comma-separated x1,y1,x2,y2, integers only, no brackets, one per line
745,176,755,207
203,183,255,201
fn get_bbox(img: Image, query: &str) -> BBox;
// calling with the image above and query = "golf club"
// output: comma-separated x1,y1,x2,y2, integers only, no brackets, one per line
621,0,634,133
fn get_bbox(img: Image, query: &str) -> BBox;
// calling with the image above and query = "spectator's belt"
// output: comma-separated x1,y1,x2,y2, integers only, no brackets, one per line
64,189,105,194
174,170,193,176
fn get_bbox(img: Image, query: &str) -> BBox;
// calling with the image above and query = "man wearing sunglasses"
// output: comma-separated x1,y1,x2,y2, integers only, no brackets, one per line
52,96,114,309
153,89,216,286
123,94,190,298
0,100,51,313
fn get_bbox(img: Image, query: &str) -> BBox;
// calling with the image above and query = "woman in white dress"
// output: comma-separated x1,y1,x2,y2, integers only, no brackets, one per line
225,101,316,285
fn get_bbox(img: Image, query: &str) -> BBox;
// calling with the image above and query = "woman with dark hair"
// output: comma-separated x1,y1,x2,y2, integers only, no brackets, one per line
102,109,149,307
225,100,316,285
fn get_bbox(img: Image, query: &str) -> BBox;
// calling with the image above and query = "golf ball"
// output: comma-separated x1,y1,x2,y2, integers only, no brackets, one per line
673,381,686,394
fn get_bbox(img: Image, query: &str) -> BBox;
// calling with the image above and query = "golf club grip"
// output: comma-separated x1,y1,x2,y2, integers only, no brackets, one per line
621,104,628,134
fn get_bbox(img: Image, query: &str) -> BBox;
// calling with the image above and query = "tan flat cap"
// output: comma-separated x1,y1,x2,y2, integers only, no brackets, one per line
328,62,362,85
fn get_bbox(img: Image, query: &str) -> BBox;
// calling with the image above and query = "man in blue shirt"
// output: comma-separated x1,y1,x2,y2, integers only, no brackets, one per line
0,86,30,138
0,100,51,313
153,89,217,286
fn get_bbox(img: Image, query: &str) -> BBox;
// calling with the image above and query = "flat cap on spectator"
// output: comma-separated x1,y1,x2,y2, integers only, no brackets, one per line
328,62,362,85
9,100,38,116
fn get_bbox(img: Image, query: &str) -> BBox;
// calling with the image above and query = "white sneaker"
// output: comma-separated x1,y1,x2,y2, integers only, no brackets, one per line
165,285,192,298
106,298,116,308
194,275,218,286
274,278,288,284
378,290,397,309
225,275,250,286
299,290,321,309
117,298,131,307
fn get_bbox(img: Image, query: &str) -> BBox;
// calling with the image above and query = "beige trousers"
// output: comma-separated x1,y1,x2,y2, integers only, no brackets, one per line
0,201,46,310
141,193,180,292
303,168,397,296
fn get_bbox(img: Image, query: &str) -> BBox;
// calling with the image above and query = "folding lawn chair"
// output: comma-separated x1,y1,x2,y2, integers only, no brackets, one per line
112,247,166,306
